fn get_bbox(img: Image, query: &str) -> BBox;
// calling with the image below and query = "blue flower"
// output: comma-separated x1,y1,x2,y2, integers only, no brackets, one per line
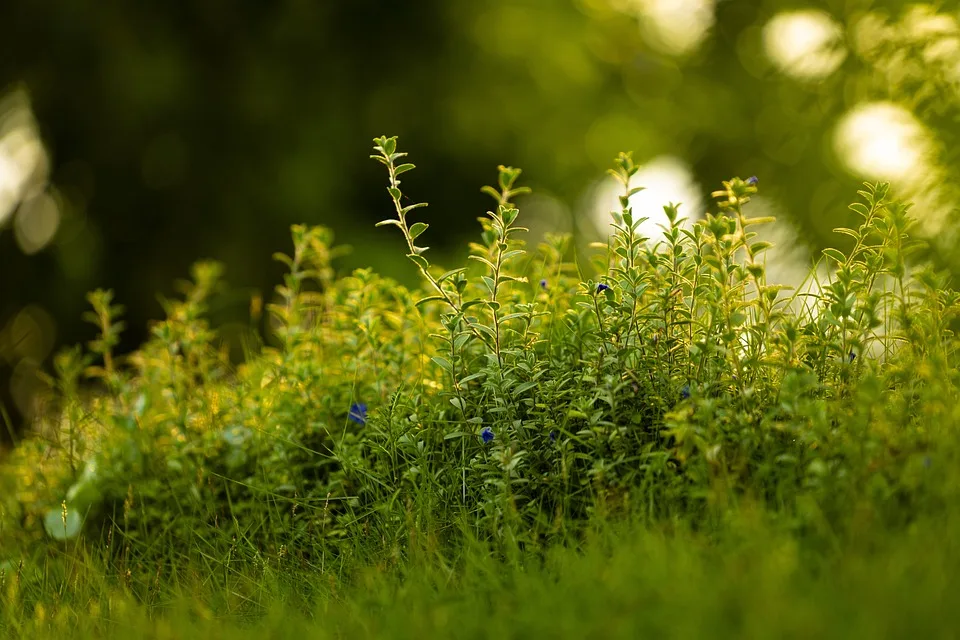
480,427,494,444
848,350,856,363
348,402,367,426
746,176,758,186
549,430,557,444
596,283,610,294
680,384,690,400
540,279,548,289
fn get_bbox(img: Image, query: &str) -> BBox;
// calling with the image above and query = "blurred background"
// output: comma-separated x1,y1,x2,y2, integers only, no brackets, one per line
2,0,959,443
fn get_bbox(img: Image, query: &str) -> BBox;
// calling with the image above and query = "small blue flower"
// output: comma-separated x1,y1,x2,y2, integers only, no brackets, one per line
549,430,557,444
680,384,690,400
480,427,494,444
848,350,856,363
348,402,367,426
746,176,758,186
540,278,548,289
596,283,610,294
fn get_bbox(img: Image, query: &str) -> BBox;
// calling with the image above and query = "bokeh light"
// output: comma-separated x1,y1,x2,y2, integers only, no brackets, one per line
834,102,933,183
590,155,702,242
617,0,716,56
0,89,59,254
763,10,846,81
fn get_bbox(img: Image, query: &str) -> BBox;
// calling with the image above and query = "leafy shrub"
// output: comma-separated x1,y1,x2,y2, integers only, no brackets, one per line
1,137,958,591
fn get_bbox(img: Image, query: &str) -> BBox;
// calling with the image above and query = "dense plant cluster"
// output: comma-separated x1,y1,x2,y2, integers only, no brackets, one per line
1,138,958,600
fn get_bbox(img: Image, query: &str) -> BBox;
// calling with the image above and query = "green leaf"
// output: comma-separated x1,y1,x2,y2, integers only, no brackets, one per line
468,255,496,270
437,268,466,283
402,202,429,215
394,163,416,176
822,248,846,264
409,222,429,239
832,227,859,240
407,254,430,270
375,219,402,228
481,185,501,202
415,295,446,307
461,299,485,311
742,216,776,226
431,356,453,373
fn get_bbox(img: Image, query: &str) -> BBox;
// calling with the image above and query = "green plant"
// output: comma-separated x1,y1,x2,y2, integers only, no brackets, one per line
1,137,959,636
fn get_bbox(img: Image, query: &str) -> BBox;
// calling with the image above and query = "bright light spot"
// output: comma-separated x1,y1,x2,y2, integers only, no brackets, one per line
0,90,50,238
591,155,702,242
0,128,45,226
835,102,932,181
763,10,846,81
14,191,61,254
618,0,716,56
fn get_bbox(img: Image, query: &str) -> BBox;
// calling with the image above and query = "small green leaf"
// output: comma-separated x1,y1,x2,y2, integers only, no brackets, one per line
375,219,402,228
431,356,453,373
481,185,501,202
402,202,429,215
822,248,846,264
409,222,429,239
832,227,859,240
394,163,416,176
407,254,430,270
437,268,466,283
415,295,446,307
742,216,776,226
468,255,496,270
461,299,485,311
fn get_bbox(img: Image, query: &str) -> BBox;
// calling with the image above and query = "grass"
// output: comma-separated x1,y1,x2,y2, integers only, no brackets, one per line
1,137,959,637
3,514,959,638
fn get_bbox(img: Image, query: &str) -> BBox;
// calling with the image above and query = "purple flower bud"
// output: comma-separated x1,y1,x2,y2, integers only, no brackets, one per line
596,283,610,294
680,384,690,400
540,279,548,289
746,176,758,186
348,402,367,426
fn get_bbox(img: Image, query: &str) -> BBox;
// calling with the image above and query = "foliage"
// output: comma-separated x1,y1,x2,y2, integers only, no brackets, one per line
1,136,960,634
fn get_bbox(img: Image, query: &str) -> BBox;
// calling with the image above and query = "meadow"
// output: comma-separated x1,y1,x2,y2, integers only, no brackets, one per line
1,137,958,638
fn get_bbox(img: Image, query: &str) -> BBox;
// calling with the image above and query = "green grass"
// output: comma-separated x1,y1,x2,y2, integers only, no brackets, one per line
2,137,959,637
3,513,959,638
